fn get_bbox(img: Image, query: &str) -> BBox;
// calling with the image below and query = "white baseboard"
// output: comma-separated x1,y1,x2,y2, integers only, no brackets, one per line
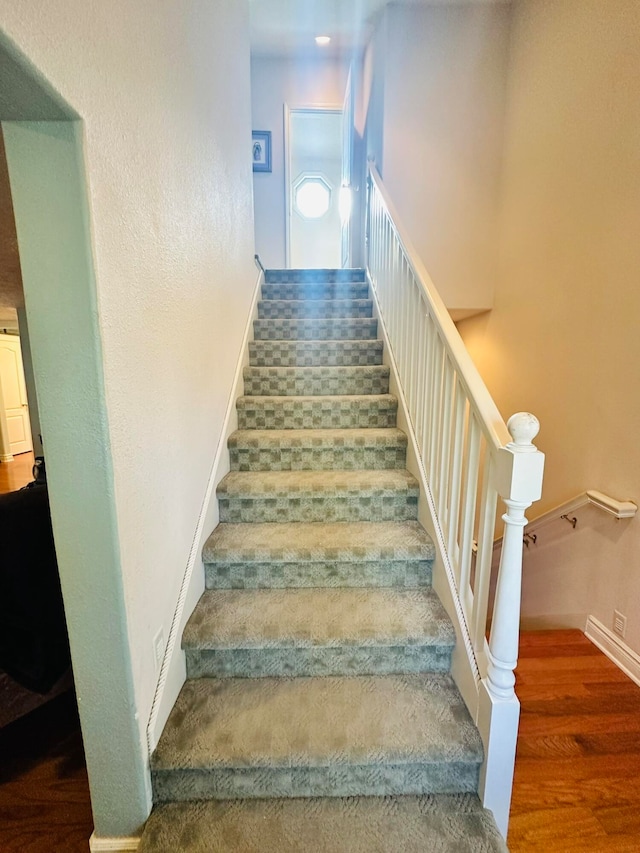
585,615,640,687
89,834,140,852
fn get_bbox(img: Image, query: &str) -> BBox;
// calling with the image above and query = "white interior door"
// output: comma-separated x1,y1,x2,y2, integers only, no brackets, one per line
285,107,343,269
0,334,33,455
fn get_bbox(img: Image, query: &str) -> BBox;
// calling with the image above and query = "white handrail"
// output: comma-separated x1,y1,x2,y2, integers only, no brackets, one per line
366,164,544,833
493,489,638,550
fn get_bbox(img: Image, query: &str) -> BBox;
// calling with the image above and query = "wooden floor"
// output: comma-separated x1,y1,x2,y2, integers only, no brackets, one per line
0,691,94,852
0,450,35,494
509,630,640,852
0,631,638,850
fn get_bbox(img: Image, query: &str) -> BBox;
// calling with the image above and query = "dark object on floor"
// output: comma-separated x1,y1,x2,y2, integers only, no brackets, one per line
0,484,70,693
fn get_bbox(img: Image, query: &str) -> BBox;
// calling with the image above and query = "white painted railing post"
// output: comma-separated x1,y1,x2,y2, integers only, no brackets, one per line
478,412,544,837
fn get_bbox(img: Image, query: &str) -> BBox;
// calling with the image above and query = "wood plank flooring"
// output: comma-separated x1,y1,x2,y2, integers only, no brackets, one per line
0,630,638,850
509,629,640,852
0,691,94,852
0,450,35,494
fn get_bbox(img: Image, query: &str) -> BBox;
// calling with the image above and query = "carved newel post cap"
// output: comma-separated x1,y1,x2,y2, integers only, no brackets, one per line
507,412,540,449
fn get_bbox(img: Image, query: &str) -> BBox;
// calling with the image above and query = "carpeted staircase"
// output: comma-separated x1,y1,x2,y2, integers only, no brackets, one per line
139,269,508,852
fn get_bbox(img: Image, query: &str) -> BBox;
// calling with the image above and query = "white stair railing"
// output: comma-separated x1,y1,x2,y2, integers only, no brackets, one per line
366,165,544,835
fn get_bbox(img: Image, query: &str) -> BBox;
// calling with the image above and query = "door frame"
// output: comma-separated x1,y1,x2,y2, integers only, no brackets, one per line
283,102,342,269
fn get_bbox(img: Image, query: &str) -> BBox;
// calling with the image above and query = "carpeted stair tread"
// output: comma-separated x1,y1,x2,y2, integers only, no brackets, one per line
236,394,398,429
138,794,508,853
216,469,419,523
204,522,435,590
218,469,417,494
151,673,483,800
265,268,366,283
183,588,454,678
184,588,454,649
249,339,383,367
254,318,378,340
261,281,370,300
229,427,407,471
258,298,373,320
203,520,435,565
243,365,389,396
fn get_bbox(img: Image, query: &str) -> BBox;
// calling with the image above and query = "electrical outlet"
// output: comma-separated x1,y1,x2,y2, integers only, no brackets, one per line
153,628,165,673
613,610,627,639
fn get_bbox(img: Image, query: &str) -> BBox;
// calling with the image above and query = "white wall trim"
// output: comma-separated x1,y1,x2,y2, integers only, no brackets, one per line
145,266,264,754
89,834,139,852
585,616,640,688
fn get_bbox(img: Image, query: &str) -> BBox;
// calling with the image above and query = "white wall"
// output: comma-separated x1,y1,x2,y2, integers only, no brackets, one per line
458,0,640,652
0,0,254,837
361,4,511,317
251,56,349,268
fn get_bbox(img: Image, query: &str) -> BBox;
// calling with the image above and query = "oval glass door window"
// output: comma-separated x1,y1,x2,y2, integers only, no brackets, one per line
294,176,331,219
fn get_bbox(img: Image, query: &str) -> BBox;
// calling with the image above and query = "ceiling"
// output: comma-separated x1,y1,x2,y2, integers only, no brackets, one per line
249,0,388,56
0,38,76,121
249,0,507,57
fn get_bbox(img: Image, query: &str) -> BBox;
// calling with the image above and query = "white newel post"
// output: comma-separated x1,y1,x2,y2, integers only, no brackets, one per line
477,413,544,838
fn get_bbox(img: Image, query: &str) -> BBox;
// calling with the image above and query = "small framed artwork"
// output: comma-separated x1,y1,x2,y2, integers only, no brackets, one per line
252,130,271,173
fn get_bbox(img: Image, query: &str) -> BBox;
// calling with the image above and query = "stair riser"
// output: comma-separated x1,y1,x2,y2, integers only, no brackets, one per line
243,369,389,397
265,269,366,283
237,400,397,430
217,494,419,524
185,645,453,679
261,283,370,301
254,319,378,341
204,560,433,590
230,445,407,471
249,340,383,367
152,762,480,804
258,300,373,320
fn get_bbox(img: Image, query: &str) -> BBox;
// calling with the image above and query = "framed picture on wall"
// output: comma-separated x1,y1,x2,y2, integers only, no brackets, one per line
252,130,271,173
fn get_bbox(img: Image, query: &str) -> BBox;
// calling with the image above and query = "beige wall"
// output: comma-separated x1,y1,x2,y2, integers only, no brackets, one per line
251,56,349,268
458,0,640,651
363,4,511,316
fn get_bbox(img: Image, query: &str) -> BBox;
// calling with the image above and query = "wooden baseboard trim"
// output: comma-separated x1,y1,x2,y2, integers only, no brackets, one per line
585,615,640,687
89,834,140,852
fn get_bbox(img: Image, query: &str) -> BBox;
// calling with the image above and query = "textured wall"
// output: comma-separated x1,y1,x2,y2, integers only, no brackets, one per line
362,4,511,316
458,0,640,651
0,0,254,836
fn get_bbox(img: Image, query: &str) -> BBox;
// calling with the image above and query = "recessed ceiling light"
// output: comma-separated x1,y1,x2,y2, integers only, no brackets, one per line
315,36,331,46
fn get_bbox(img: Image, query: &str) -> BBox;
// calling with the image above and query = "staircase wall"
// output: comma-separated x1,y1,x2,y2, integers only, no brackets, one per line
360,3,510,317
0,0,255,837
458,0,640,655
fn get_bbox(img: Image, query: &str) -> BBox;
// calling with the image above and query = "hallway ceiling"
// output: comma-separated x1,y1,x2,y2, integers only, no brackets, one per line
249,0,507,56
